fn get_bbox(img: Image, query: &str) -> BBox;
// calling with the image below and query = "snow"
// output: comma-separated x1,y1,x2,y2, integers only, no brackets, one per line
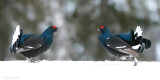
0,61,160,80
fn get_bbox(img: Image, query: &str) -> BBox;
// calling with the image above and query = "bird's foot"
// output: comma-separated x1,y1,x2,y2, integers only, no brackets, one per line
133,57,139,66
126,55,134,60
27,58,39,63
119,55,133,61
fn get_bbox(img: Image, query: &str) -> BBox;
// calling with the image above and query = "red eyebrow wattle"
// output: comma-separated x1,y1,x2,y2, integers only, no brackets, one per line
100,26,104,29
53,26,56,28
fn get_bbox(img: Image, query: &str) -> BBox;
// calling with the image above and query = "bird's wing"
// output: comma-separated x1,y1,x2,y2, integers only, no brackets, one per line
19,34,36,45
16,37,44,53
105,36,139,57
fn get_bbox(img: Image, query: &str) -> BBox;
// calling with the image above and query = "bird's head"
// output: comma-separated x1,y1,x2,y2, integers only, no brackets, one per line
48,26,58,32
97,26,110,33
52,26,58,31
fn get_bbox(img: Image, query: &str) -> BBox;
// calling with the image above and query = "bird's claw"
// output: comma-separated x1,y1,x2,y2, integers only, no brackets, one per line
27,58,39,63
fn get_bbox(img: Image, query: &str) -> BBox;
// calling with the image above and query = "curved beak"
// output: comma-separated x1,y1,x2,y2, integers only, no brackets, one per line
54,27,58,31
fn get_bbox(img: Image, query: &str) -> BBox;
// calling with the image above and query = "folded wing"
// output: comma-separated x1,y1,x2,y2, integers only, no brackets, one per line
105,36,139,57
16,37,44,53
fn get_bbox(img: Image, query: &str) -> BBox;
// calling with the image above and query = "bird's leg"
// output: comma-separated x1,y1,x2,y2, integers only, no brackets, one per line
126,55,134,60
26,57,36,63
133,57,139,66
30,58,35,62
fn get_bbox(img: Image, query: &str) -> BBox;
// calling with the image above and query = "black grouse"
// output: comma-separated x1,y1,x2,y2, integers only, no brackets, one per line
10,25,58,62
98,26,145,66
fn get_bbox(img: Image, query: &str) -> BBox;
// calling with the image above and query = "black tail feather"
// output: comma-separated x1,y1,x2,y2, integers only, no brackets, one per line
135,36,143,45
134,36,151,53
143,38,151,49
139,44,144,53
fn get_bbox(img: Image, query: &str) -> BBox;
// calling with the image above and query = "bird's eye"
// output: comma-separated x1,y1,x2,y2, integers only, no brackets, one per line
52,26,57,28
100,26,104,29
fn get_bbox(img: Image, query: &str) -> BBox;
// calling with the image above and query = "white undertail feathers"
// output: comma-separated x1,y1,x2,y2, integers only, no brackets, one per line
134,26,143,38
11,25,21,46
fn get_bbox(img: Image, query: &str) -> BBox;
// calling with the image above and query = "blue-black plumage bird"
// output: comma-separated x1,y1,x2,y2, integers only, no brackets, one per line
115,26,151,53
98,26,140,66
10,25,58,62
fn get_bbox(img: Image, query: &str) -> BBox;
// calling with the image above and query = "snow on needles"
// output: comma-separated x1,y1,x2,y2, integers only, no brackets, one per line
0,61,160,80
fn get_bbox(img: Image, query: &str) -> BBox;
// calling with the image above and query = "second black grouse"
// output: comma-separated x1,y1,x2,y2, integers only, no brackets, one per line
98,26,151,66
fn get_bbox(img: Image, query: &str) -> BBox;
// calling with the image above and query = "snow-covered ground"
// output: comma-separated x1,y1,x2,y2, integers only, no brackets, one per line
0,61,160,80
